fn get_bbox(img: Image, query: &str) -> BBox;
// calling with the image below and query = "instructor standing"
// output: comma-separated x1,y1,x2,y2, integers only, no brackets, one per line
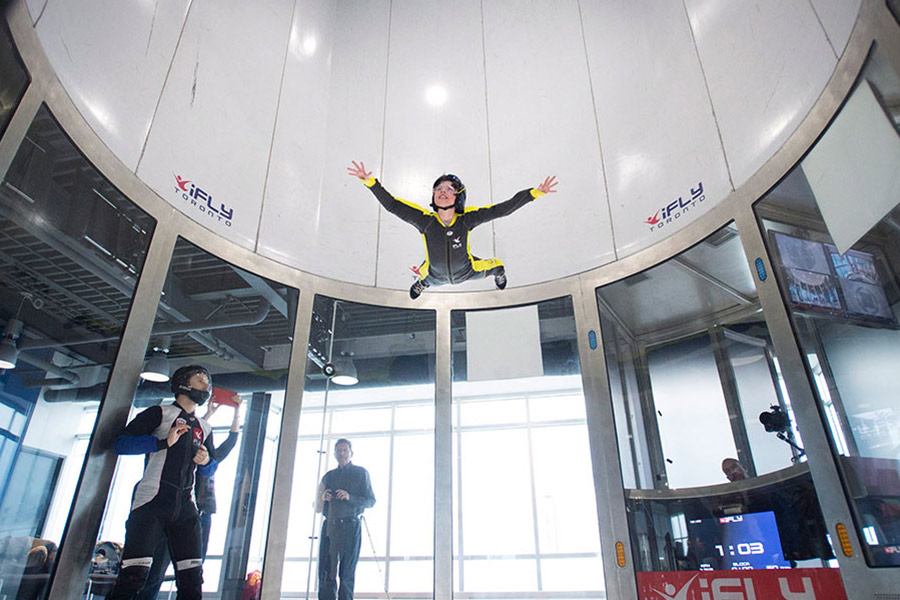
316,438,375,600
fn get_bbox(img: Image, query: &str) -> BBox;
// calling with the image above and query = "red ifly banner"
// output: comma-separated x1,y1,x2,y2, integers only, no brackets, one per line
637,569,847,600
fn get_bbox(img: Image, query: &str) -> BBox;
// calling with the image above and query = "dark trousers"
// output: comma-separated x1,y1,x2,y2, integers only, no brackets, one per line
134,511,213,600
107,491,203,600
318,518,361,600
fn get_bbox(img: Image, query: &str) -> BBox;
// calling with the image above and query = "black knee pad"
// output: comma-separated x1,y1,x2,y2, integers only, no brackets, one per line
175,566,204,600
113,565,150,596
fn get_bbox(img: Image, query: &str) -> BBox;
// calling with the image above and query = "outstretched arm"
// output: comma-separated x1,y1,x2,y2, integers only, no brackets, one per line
346,159,432,231
466,175,559,228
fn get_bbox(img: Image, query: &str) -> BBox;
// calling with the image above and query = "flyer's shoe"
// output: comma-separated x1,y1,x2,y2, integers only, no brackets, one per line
410,279,429,300
494,267,507,290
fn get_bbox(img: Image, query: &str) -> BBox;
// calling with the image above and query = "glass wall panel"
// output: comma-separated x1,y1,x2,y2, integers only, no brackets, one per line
0,105,155,600
91,237,297,599
451,297,605,599
599,223,840,590
755,47,900,568
0,20,29,138
285,296,435,599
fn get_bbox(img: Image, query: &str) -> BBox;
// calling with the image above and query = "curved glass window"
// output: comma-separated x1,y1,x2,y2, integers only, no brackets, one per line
451,297,605,599
756,47,900,568
0,105,155,600
599,223,841,591
284,296,436,598
91,237,297,599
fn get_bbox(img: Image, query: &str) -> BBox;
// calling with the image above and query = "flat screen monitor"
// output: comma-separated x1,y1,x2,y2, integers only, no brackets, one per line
770,231,897,328
686,510,792,570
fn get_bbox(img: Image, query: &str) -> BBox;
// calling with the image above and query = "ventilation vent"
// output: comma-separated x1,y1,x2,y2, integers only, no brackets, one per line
874,593,900,600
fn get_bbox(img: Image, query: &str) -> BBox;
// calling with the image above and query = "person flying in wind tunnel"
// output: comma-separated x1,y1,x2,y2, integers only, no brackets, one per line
347,161,558,299
106,365,218,600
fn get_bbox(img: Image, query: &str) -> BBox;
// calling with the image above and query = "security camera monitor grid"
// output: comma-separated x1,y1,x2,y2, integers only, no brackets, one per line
825,244,895,324
770,231,898,328
686,511,791,571
772,232,842,313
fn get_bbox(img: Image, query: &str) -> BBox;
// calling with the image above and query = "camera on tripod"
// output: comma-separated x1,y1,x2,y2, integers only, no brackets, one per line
759,405,791,433
759,405,805,460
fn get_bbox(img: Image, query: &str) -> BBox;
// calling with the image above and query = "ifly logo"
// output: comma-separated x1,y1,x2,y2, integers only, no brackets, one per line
647,575,819,600
173,174,234,227
645,182,705,232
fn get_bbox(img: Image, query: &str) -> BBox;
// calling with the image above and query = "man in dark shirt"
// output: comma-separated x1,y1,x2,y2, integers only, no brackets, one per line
107,365,218,600
316,438,375,600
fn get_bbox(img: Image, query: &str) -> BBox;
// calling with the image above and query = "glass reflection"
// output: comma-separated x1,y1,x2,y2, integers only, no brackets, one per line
92,237,297,599
451,297,605,599
285,296,436,599
599,223,837,583
756,46,900,568
0,105,155,600
0,20,29,138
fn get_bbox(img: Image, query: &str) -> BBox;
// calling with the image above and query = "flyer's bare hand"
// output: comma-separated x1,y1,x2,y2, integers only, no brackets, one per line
537,176,558,195
167,423,190,447
347,161,372,180
193,445,210,465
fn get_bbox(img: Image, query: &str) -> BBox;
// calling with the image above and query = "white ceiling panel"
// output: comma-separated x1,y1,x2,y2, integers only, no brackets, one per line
137,0,294,250
257,0,389,286
376,0,492,290
582,0,732,259
686,0,837,188
34,0,190,170
810,0,861,57
485,0,614,286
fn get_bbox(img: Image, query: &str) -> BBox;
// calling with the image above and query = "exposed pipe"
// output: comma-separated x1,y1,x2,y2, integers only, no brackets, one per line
18,298,272,352
17,351,80,386
42,371,289,405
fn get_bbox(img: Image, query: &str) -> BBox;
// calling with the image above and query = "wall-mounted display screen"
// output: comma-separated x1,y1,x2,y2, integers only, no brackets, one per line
770,231,897,328
686,511,792,571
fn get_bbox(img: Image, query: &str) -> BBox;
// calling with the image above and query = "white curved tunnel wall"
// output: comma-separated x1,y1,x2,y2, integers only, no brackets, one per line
27,0,858,289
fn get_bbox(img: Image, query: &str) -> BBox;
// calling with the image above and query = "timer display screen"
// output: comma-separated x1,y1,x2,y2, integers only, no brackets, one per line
686,510,791,570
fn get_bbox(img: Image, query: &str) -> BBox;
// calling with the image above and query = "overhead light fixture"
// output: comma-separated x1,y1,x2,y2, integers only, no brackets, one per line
0,319,24,370
140,337,172,382
331,353,358,386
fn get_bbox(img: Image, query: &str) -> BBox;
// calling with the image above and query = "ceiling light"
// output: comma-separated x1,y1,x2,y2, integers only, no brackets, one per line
0,337,18,370
331,354,358,386
425,84,448,107
141,352,171,382
0,319,24,370
141,337,172,382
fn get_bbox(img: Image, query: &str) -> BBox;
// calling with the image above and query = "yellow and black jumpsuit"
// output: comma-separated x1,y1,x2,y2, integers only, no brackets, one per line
364,177,544,286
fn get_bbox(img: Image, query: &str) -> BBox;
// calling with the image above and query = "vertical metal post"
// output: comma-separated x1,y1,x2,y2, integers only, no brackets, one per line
220,392,270,600
259,290,314,600
709,326,756,476
574,282,637,600
433,307,452,600
734,207,885,594
47,227,178,600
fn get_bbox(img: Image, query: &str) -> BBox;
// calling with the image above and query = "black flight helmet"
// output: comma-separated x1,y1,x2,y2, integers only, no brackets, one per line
171,364,212,405
431,174,467,213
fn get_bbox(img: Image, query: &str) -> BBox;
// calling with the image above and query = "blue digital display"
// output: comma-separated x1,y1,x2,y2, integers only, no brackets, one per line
686,511,791,570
